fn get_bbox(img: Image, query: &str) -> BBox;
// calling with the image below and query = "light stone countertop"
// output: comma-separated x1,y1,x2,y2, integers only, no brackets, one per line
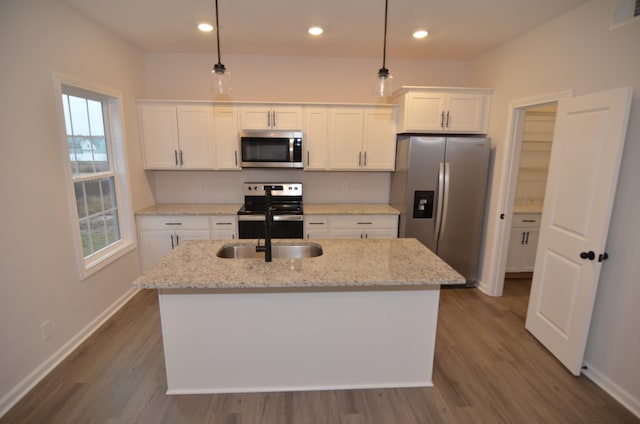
135,204,242,216
304,203,399,215
132,238,464,290
135,203,399,216
513,203,544,214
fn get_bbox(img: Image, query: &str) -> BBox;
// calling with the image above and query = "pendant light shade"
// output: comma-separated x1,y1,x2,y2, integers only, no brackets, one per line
210,0,231,96
373,0,393,97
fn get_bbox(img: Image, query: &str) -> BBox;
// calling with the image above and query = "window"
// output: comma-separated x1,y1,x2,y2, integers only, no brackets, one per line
55,77,135,278
611,0,640,28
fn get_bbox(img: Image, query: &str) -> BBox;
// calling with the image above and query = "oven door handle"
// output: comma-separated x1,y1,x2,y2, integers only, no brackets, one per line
273,215,303,222
237,215,304,222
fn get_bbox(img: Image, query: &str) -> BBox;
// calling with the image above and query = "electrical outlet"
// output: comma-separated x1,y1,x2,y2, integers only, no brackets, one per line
341,181,349,191
194,181,202,191
41,320,53,341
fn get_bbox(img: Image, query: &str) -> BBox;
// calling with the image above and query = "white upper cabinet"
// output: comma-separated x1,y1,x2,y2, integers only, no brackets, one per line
303,107,329,170
138,105,181,169
239,105,302,130
328,106,396,171
212,106,240,170
393,87,492,134
176,106,216,169
362,108,396,170
138,102,240,170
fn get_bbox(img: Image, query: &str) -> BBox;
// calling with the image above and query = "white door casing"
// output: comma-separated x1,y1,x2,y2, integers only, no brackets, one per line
525,87,632,376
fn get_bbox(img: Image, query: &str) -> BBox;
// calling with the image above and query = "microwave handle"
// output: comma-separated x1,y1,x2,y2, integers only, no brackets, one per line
289,137,294,162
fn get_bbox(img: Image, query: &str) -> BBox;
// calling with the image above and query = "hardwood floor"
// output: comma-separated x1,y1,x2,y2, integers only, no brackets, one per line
2,280,637,423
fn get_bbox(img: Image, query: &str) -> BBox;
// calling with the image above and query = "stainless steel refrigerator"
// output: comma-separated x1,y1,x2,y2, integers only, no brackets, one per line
390,135,490,284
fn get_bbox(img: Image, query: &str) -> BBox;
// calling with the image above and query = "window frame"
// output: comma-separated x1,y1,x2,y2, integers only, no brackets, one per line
53,74,136,279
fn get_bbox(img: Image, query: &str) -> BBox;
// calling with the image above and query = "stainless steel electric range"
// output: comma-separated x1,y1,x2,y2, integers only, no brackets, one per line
237,182,303,239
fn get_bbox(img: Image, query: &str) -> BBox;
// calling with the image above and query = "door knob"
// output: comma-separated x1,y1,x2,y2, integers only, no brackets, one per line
598,252,609,262
580,251,595,260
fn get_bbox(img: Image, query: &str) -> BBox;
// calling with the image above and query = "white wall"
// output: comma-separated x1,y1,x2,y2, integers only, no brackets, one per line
472,0,640,414
0,0,153,414
143,52,473,204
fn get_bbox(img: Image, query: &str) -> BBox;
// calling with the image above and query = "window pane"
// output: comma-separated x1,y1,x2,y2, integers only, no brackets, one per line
69,95,90,136
100,177,117,210
84,179,102,215
74,182,88,219
105,211,120,244
68,136,80,175
89,215,108,252
87,100,105,136
93,137,109,172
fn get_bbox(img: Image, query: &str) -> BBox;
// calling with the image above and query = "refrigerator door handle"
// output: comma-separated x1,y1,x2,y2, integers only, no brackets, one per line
435,162,445,241
440,162,451,237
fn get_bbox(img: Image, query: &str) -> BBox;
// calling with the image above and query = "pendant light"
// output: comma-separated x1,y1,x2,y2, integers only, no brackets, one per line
373,0,393,97
210,0,231,96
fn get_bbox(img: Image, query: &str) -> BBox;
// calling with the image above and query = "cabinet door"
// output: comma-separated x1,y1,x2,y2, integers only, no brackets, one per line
175,230,211,246
505,228,526,272
138,229,174,272
520,228,540,272
303,108,329,170
176,106,215,169
239,107,271,130
328,108,364,170
139,105,180,169
404,92,447,132
272,107,302,129
213,106,240,170
362,108,396,170
446,93,488,133
239,106,302,130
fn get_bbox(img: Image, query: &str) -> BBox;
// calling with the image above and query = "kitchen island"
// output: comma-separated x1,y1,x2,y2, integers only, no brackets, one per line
133,238,463,394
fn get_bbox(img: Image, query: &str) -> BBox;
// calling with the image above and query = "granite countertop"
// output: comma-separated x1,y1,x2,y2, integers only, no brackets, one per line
513,203,543,214
133,238,463,290
136,204,242,216
135,203,399,216
304,203,399,215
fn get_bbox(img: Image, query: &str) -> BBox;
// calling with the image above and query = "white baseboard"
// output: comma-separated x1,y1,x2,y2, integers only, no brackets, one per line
0,287,140,418
583,361,640,419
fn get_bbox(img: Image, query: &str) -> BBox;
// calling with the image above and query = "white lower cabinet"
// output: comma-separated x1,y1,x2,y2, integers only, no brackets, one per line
210,215,238,240
305,215,398,239
506,213,541,272
137,216,210,273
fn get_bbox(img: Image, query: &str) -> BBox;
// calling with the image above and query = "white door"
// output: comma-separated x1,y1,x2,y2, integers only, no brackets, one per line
525,87,632,375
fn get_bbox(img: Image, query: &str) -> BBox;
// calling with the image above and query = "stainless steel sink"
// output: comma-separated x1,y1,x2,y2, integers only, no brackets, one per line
216,242,323,259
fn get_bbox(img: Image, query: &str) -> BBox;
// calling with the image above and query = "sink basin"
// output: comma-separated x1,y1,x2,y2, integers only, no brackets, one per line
216,242,323,259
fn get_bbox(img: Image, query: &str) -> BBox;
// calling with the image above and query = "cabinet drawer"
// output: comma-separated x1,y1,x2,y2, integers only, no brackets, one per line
330,215,398,229
304,216,329,228
137,215,210,230
512,213,541,227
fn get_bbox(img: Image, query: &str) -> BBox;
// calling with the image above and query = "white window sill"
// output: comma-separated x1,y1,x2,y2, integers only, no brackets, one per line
81,240,137,280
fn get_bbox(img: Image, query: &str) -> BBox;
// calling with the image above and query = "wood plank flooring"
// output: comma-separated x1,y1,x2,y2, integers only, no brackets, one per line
2,279,638,423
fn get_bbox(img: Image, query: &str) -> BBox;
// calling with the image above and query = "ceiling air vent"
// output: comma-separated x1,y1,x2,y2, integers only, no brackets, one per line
611,0,640,28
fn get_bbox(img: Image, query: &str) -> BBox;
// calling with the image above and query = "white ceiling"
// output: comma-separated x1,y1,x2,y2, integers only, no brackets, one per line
60,0,590,60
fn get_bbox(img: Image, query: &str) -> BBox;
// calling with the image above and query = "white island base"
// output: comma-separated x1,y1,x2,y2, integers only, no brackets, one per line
158,286,440,394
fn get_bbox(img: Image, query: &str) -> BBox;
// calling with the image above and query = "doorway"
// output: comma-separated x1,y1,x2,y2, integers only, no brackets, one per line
486,90,572,298
504,103,557,293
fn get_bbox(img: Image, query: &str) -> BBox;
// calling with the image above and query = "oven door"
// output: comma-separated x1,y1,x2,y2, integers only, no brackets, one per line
238,215,304,239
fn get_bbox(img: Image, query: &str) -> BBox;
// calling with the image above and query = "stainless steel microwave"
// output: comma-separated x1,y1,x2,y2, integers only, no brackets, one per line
240,130,303,168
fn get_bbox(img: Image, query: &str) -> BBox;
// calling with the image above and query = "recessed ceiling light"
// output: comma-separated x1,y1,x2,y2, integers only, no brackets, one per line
198,23,214,32
413,30,429,39
308,26,324,36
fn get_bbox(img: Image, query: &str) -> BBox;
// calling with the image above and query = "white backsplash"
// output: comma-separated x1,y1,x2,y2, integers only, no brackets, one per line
151,170,391,204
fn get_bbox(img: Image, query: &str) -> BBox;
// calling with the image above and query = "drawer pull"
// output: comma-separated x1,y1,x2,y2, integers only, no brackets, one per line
357,222,373,225
165,222,183,226
522,219,537,223
215,222,232,225
308,222,325,225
